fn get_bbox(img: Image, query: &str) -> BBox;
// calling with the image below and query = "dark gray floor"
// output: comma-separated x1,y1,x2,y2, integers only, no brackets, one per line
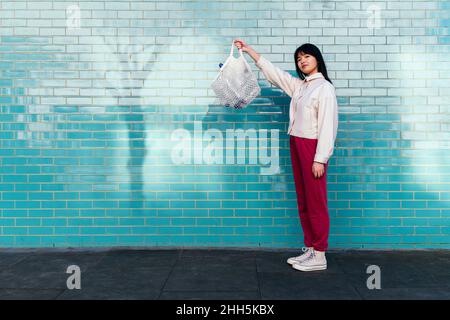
0,248,449,300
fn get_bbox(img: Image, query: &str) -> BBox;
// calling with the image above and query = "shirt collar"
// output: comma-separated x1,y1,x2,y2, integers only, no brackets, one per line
304,72,324,82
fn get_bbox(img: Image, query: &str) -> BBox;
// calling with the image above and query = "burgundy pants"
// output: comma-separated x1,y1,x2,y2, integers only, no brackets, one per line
289,135,330,252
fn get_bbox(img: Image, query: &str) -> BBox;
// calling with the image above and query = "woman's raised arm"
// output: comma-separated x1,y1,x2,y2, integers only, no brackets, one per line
234,39,300,97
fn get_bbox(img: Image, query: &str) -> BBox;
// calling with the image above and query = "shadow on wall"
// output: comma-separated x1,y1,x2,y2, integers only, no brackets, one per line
91,32,294,219
135,82,292,212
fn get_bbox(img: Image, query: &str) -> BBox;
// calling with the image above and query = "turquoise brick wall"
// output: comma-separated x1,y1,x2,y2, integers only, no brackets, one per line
0,0,449,249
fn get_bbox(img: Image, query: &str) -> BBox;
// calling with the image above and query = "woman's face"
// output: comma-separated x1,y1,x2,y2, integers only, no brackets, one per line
297,52,318,76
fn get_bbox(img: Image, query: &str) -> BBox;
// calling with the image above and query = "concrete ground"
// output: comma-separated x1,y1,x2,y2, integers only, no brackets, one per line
0,248,449,300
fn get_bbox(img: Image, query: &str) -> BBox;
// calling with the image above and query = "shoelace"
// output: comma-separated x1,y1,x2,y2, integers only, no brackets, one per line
303,249,316,262
296,247,312,259
297,247,309,257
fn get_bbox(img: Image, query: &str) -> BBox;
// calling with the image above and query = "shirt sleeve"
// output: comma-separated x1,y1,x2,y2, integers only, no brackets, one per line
314,84,339,164
255,55,299,97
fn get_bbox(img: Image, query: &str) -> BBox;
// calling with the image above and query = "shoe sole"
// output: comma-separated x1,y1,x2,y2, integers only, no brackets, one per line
292,263,327,272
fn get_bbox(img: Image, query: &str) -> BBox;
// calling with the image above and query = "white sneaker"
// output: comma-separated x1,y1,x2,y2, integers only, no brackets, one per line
292,249,327,271
287,247,313,265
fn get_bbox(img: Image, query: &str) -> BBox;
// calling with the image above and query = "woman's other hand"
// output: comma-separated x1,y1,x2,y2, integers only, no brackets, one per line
312,162,325,179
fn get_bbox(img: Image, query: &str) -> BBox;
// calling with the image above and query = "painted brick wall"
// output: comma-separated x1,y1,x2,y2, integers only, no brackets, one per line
0,0,449,248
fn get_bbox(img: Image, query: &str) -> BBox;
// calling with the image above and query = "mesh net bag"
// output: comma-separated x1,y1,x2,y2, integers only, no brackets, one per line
211,42,261,109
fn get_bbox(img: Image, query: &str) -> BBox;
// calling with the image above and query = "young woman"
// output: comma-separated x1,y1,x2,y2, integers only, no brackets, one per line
234,39,338,272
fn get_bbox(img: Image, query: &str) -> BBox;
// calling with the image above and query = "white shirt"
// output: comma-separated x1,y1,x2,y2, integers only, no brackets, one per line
255,55,339,164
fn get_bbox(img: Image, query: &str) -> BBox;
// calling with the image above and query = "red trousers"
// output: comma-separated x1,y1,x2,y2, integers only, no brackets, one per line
289,135,330,252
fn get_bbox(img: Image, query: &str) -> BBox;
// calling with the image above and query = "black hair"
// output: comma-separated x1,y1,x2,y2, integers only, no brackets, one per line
294,43,332,84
